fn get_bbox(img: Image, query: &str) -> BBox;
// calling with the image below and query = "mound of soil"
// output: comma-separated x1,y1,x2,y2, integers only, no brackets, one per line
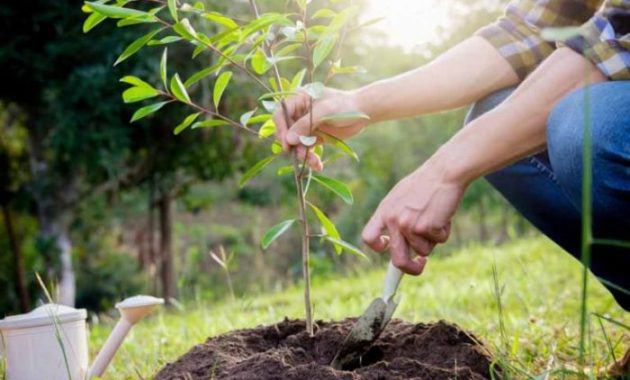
155,318,496,380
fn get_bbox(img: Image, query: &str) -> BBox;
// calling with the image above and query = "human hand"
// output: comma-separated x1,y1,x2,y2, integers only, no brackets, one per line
273,87,369,170
361,162,466,275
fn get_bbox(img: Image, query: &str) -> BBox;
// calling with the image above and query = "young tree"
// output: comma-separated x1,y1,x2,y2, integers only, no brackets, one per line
83,0,369,334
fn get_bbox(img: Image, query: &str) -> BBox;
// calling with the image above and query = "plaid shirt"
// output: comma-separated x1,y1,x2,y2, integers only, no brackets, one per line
477,0,630,80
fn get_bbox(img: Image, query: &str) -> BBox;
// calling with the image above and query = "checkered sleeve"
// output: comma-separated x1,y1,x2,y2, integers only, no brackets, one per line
563,0,630,80
476,0,603,80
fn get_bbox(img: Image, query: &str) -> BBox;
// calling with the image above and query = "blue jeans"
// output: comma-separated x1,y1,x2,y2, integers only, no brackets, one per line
465,81,630,311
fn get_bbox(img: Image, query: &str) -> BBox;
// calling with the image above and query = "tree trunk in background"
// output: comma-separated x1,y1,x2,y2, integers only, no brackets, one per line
478,198,488,242
2,204,30,312
158,194,176,303
451,219,462,247
55,224,75,306
496,205,511,244
28,123,76,306
148,179,158,295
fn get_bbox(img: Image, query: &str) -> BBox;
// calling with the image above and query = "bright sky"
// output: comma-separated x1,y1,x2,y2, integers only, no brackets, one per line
363,0,452,51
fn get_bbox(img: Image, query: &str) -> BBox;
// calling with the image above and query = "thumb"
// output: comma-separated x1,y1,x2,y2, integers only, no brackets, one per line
286,106,325,146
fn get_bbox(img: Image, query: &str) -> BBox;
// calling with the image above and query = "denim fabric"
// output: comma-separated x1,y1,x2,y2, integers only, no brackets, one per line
464,81,630,310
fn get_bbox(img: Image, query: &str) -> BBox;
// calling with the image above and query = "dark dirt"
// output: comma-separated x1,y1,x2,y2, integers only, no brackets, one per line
155,318,497,380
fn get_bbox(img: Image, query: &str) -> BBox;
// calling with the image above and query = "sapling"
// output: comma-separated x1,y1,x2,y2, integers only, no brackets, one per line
82,0,370,336
209,245,235,301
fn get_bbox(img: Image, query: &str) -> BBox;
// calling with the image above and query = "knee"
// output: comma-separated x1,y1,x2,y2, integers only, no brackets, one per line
547,83,629,178
464,87,516,126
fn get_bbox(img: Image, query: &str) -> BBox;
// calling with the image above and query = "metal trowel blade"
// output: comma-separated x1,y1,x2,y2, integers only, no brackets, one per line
330,296,399,370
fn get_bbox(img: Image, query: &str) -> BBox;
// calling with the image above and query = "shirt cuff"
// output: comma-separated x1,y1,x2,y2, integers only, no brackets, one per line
476,19,556,80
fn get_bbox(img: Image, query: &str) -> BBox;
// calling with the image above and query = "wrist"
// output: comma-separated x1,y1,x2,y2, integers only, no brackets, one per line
350,82,386,124
421,143,477,188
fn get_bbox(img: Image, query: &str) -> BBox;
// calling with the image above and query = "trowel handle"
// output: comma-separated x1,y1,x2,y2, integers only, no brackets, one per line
89,318,133,379
382,261,404,301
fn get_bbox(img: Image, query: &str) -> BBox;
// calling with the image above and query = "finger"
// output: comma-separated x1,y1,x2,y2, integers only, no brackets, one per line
387,223,424,275
362,211,387,252
415,220,451,243
286,103,328,146
404,233,435,257
295,146,324,172
274,94,307,151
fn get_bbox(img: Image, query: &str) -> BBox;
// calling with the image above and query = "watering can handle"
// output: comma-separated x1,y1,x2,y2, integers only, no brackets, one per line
382,261,404,301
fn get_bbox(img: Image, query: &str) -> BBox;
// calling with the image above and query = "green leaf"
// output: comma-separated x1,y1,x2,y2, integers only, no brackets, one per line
308,203,341,253
258,119,276,138
251,49,271,75
130,101,169,122
312,8,337,19
122,87,159,103
168,0,178,22
312,175,353,204
120,75,153,88
116,15,158,27
319,131,359,161
313,34,336,68
320,111,370,123
277,165,293,176
148,36,182,46
261,219,295,249
173,18,197,40
170,73,191,103
324,237,368,260
261,100,277,113
239,155,275,188
83,12,106,33
302,82,324,99
299,136,317,146
184,62,224,87
173,112,202,135
247,114,272,125
258,91,296,101
213,71,232,110
203,12,238,30
192,119,230,129
85,2,151,19
240,109,257,126
271,140,283,154
290,69,306,91
160,48,168,89
115,29,160,66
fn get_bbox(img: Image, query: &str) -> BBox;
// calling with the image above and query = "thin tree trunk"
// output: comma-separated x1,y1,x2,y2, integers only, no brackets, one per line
2,204,29,312
158,194,176,303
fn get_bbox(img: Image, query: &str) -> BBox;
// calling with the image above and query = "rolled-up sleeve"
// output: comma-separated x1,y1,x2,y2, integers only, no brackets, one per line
476,0,603,80
564,0,630,80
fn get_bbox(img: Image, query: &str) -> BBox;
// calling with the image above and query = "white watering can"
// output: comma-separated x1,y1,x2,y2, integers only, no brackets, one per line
0,295,163,380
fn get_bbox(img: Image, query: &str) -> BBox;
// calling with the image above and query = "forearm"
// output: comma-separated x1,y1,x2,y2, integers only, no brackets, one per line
429,48,607,186
354,36,519,123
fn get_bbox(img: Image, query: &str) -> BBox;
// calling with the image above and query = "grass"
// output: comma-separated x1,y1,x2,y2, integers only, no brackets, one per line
79,237,628,379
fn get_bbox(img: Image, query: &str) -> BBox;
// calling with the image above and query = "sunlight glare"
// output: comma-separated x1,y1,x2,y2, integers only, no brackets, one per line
363,0,451,51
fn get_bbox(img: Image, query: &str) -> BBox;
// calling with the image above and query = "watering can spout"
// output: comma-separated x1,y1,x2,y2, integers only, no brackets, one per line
88,295,164,379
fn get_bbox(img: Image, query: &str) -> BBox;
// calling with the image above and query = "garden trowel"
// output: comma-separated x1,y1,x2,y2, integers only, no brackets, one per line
331,261,404,370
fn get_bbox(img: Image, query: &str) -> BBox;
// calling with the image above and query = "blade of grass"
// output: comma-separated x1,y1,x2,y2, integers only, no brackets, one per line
578,63,593,367
595,314,617,363
35,273,73,380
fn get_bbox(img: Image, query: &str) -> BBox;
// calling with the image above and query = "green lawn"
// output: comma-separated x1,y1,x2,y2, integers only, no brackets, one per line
64,238,630,378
